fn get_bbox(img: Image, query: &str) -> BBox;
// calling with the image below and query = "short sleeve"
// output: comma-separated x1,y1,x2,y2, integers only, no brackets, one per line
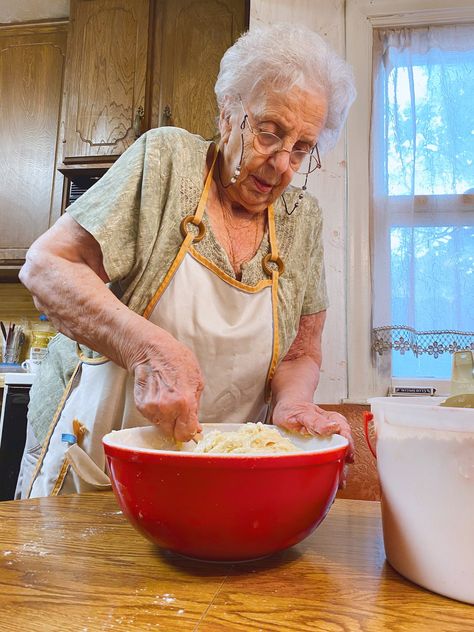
301,202,329,315
66,133,150,283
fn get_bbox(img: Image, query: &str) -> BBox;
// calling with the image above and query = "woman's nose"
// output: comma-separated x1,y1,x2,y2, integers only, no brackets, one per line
268,149,292,174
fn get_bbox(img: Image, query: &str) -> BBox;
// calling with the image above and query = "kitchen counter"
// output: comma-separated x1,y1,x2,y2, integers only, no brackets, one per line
0,371,34,388
0,493,471,631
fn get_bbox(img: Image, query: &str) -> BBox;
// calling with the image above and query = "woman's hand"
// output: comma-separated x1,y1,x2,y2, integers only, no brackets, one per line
125,323,205,443
272,399,355,487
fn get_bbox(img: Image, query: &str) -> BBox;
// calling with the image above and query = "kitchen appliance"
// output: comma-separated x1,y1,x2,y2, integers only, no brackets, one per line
103,423,348,562
0,372,34,500
366,397,474,604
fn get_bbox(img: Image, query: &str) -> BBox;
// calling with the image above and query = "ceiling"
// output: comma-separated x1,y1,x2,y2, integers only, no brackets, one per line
0,0,69,23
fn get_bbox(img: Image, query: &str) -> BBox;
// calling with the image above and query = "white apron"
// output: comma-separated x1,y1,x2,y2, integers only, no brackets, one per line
25,148,284,498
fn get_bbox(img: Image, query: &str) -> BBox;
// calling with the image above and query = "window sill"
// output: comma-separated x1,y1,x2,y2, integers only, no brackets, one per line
391,377,451,397
343,378,451,404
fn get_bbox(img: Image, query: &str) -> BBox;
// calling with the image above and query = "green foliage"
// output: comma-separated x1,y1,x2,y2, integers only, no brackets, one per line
386,54,474,195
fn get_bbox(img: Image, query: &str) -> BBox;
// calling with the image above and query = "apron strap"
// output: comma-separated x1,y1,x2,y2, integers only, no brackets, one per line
262,206,283,402
264,267,281,402
194,144,219,223
262,203,285,277
25,361,83,498
179,144,219,241
144,145,219,320
76,343,109,365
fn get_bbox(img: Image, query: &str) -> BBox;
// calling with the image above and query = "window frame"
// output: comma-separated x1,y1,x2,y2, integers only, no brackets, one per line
345,0,474,401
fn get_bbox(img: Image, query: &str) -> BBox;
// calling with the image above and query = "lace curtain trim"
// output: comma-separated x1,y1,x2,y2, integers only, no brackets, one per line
372,326,474,357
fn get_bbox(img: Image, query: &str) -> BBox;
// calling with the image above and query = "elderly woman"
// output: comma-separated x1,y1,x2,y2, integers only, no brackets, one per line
17,23,356,498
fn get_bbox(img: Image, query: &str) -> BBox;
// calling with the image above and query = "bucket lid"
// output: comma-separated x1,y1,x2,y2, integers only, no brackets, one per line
368,397,474,433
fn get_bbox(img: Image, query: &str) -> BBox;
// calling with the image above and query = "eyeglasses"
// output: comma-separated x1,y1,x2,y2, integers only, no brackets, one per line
239,100,321,175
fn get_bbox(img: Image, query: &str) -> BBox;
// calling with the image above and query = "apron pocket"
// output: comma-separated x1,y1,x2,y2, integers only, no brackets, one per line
65,443,111,490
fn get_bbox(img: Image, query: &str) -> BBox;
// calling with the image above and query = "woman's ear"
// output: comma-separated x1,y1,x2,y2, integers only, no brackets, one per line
218,97,232,143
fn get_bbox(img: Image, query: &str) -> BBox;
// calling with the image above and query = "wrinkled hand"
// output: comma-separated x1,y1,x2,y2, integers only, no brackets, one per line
272,400,355,488
125,323,204,443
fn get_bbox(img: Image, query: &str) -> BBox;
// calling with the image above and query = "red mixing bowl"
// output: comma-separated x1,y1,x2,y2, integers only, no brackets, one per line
103,424,348,561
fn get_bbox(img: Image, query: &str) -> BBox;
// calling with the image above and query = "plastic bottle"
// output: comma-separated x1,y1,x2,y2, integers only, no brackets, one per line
450,350,474,395
28,315,56,367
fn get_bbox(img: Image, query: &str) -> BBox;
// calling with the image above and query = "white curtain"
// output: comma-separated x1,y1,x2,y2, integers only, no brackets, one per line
370,24,474,374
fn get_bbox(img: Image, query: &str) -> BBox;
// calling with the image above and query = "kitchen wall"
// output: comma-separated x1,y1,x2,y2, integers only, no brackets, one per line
0,284,39,322
250,1,349,402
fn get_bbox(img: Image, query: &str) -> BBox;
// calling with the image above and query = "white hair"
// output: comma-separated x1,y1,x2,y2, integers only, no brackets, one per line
214,23,356,154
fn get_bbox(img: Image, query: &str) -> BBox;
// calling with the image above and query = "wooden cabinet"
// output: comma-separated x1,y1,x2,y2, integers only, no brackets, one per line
152,0,247,141
0,0,248,266
62,0,150,162
0,22,67,264
62,0,248,164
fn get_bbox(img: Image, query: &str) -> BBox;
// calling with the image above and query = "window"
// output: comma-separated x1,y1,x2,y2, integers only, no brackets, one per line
346,1,474,400
371,24,474,380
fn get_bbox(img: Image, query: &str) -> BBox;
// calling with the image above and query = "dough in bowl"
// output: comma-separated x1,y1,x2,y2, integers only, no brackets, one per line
191,422,298,454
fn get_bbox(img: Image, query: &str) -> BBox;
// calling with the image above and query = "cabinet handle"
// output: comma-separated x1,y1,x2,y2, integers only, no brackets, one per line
134,106,145,138
161,105,172,126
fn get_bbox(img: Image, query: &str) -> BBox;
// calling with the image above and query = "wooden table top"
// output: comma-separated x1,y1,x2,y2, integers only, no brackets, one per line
0,493,471,631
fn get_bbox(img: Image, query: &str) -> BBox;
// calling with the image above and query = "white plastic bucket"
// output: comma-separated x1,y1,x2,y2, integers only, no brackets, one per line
367,397,474,604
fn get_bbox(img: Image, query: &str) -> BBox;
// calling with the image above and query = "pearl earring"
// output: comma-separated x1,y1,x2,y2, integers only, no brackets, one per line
230,165,241,184
218,111,248,188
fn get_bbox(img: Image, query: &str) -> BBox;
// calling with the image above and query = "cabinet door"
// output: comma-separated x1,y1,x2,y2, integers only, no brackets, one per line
154,0,247,141
0,23,67,264
63,0,150,162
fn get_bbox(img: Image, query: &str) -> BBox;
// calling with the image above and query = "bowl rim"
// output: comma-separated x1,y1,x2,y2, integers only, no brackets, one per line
102,426,349,462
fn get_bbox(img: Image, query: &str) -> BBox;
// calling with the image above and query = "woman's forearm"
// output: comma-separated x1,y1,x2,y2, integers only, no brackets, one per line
21,248,140,368
19,215,171,372
271,355,320,404
270,313,353,460
271,311,325,405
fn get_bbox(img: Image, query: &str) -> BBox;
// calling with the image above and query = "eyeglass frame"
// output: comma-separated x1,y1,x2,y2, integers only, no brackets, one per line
238,96,322,175
220,96,322,215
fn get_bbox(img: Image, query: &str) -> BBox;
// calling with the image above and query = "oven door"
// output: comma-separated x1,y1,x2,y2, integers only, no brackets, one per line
0,374,33,501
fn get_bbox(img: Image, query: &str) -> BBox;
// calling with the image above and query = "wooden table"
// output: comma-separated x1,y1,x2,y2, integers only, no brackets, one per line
0,493,471,631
